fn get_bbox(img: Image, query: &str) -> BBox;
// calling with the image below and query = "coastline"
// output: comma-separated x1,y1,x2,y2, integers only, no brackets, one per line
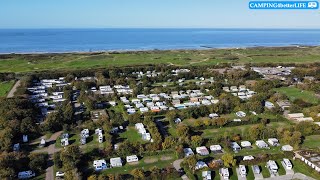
0,44,317,55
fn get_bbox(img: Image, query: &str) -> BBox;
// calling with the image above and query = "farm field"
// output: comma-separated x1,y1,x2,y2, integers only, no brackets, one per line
1,46,320,73
274,87,319,104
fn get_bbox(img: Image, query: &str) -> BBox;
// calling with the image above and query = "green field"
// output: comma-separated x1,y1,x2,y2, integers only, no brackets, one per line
1,46,320,73
293,159,320,179
0,80,14,97
275,87,319,104
119,127,147,144
302,135,320,150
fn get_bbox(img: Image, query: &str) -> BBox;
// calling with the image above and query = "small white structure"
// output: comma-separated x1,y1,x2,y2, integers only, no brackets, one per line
241,141,252,148
110,157,122,167
61,138,69,147
196,146,210,156
202,171,212,180
142,133,151,141
268,138,280,146
93,159,108,171
236,111,246,118
95,128,103,135
210,145,223,153
282,158,293,170
265,101,275,109
39,139,46,147
195,161,208,170
81,129,90,138
183,148,194,157
13,143,20,151
267,160,278,173
243,155,254,161
209,113,219,119
219,168,229,179
18,171,35,179
255,140,269,149
98,133,104,143
230,142,241,152
126,155,139,163
239,165,247,177
22,135,28,143
281,145,293,152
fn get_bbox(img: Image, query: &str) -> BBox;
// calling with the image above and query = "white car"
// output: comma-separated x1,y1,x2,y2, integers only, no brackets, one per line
56,171,65,177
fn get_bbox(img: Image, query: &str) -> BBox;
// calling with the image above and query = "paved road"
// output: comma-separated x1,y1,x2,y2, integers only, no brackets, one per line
7,80,20,98
264,173,315,180
173,159,189,180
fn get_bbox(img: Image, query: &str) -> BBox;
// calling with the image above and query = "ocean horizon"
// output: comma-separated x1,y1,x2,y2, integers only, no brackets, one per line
0,28,320,54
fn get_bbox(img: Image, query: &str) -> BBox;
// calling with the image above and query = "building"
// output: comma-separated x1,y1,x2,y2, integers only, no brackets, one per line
126,155,139,163
196,146,210,156
184,148,194,157
236,111,246,118
110,157,123,167
93,159,108,171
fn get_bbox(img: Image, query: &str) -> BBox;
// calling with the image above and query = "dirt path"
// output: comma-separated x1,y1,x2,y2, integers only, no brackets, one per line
45,131,63,180
7,80,20,98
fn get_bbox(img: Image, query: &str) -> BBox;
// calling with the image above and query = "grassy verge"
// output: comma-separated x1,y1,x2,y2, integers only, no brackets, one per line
276,160,286,176
260,164,271,178
293,159,320,180
302,135,320,150
0,80,15,97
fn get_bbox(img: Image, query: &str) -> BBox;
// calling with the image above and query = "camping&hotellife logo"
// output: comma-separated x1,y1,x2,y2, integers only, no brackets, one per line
249,1,319,9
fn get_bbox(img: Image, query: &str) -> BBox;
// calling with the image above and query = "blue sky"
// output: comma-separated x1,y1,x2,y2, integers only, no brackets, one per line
0,0,320,28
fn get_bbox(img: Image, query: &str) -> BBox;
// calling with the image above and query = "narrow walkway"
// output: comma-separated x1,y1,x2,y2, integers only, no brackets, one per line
44,131,63,180
7,80,20,98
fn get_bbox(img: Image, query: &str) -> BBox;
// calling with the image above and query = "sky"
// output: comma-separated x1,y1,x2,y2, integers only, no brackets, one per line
0,0,320,28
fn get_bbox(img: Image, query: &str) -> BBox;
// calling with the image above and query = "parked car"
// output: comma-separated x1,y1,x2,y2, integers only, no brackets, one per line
253,165,261,174
56,171,65,177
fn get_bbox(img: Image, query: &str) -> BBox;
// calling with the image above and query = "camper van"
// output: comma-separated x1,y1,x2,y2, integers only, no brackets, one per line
267,160,278,173
219,168,229,179
239,165,247,177
283,158,293,170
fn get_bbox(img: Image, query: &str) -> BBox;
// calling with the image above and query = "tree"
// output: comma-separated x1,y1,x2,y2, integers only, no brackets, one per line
162,137,176,150
177,125,190,138
149,166,161,179
28,153,48,173
60,145,82,171
87,175,98,180
185,155,197,173
131,168,144,179
190,136,203,148
221,153,236,168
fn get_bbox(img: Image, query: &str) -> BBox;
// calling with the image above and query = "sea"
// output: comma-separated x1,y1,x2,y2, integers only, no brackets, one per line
0,28,320,53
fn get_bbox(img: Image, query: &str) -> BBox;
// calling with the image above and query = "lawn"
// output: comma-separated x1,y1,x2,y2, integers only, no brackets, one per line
302,135,320,150
201,121,290,139
102,154,176,175
246,166,255,180
119,127,147,144
259,163,271,178
293,159,320,180
276,160,286,176
1,46,320,73
0,80,14,97
274,87,319,104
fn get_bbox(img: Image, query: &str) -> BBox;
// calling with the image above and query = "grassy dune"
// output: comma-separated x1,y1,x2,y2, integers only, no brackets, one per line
0,46,320,73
